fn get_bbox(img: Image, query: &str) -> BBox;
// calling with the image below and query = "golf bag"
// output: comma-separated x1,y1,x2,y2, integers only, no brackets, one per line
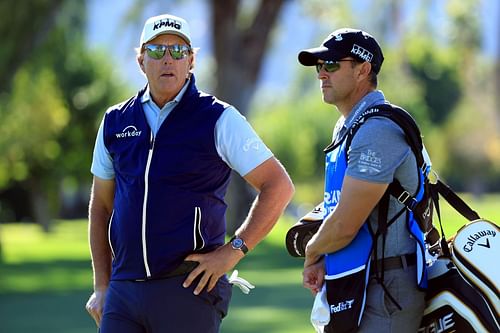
419,221,500,333
451,220,499,320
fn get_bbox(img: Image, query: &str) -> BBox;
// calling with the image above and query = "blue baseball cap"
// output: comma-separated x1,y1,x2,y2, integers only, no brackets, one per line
298,28,384,74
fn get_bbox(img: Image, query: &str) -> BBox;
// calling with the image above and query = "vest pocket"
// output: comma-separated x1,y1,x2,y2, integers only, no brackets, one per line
193,206,205,251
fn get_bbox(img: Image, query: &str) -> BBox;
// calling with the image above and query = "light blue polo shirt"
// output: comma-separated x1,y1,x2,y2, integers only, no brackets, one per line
91,80,273,179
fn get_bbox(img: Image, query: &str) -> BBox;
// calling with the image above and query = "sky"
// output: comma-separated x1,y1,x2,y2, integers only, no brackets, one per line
85,0,317,93
86,0,499,96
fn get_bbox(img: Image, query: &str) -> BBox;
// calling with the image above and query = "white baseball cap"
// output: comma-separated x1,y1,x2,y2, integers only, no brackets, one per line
140,14,191,46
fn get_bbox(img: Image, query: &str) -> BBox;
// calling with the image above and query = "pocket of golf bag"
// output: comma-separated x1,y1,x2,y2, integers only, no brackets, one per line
419,258,500,333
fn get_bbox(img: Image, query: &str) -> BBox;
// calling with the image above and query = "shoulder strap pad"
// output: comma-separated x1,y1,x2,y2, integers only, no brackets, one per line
350,104,425,169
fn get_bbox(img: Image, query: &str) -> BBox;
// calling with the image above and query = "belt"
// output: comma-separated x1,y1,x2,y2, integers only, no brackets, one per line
159,260,199,278
370,253,416,275
135,261,199,281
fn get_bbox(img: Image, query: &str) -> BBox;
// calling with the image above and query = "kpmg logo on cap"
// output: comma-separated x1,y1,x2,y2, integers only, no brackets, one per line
351,44,373,62
153,18,182,31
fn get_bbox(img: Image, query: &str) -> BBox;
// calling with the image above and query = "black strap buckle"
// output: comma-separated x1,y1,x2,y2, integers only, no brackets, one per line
397,191,411,204
397,190,418,210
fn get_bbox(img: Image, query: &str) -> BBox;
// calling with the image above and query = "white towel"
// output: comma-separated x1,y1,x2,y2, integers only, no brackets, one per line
310,284,330,332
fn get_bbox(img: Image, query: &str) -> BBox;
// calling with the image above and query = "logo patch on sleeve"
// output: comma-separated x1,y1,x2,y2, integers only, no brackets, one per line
358,149,382,174
243,138,261,152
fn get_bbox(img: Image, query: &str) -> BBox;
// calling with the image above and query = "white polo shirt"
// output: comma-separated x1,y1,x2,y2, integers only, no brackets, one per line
91,80,273,179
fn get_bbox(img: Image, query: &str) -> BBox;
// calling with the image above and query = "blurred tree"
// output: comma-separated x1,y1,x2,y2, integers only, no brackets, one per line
0,65,68,230
0,0,65,93
301,0,355,28
209,0,285,232
389,0,463,127
405,45,461,125
439,0,499,192
0,1,129,230
0,0,64,234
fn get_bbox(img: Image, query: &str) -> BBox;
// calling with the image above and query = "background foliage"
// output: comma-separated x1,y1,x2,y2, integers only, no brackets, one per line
0,1,129,227
0,0,498,225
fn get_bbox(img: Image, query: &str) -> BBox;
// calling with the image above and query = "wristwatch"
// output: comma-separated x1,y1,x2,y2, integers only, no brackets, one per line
230,235,248,255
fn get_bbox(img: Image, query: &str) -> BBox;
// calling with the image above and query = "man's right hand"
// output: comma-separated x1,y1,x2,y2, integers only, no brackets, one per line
85,289,107,327
303,258,325,295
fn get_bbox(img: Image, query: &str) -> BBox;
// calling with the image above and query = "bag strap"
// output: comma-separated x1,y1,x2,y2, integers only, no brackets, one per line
388,179,419,210
432,179,481,257
427,182,450,257
434,179,480,221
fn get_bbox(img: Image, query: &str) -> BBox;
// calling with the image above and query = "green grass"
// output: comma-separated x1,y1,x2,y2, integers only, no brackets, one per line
0,219,313,333
0,194,498,333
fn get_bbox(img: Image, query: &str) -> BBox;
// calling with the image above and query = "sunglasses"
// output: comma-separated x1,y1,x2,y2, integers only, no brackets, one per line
316,60,356,73
144,44,192,60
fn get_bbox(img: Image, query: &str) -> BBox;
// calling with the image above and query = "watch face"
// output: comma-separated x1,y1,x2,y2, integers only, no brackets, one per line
232,238,244,248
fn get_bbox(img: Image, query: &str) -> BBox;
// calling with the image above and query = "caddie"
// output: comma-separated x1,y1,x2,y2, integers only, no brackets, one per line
298,28,428,332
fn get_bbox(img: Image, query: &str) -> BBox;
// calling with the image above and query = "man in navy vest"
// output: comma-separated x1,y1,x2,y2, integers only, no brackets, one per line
85,13,294,333
298,29,426,332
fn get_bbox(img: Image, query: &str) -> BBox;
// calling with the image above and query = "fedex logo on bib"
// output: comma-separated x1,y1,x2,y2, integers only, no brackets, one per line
330,299,354,313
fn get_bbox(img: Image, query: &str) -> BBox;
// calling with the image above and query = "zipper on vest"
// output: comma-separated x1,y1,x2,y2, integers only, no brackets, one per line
142,132,154,277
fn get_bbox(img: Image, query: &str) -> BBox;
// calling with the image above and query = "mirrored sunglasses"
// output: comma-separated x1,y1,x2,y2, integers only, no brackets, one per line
144,44,191,60
315,60,356,73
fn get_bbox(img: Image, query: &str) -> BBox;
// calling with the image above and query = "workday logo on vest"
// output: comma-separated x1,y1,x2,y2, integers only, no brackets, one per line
115,125,142,139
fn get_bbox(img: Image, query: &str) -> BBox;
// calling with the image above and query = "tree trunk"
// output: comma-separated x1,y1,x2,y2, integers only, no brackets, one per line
210,0,284,230
27,178,53,233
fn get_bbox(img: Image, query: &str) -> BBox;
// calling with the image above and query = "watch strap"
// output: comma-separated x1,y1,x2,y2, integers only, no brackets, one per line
230,235,248,254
